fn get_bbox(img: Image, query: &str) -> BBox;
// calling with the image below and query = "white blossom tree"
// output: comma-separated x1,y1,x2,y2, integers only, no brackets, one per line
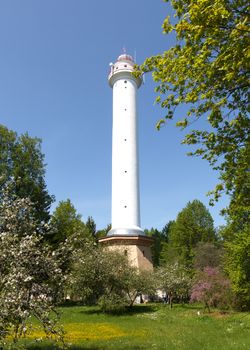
156,263,192,308
0,184,65,348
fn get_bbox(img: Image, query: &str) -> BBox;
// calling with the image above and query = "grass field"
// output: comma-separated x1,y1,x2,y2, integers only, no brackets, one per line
19,304,250,350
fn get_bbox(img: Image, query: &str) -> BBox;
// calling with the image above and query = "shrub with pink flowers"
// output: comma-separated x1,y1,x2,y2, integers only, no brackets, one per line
190,267,232,311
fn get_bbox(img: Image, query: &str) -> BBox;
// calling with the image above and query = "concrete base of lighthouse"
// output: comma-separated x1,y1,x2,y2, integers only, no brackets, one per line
98,235,154,271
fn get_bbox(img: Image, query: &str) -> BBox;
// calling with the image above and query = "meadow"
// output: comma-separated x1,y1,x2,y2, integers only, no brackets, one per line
20,304,250,350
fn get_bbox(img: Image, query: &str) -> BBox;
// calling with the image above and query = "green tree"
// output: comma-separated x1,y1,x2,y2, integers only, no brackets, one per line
85,216,97,240
224,226,250,310
145,228,162,267
145,222,174,267
68,244,156,311
193,242,223,271
160,221,176,265
136,0,250,227
166,200,216,266
96,223,111,240
0,124,54,224
49,199,90,246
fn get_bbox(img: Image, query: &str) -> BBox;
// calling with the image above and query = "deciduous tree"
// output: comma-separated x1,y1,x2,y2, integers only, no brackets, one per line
156,263,192,308
48,199,90,246
136,0,250,226
0,184,64,347
0,125,54,225
166,200,216,266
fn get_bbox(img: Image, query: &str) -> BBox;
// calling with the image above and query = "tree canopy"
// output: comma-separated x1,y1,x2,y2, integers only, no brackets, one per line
49,199,90,246
163,200,216,266
0,124,54,224
136,0,250,226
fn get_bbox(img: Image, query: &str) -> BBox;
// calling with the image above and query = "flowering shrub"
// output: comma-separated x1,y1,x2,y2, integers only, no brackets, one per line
156,263,192,307
0,185,65,348
190,267,231,311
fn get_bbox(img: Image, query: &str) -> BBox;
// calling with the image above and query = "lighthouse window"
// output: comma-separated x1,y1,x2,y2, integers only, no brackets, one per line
124,139,127,141
124,80,127,83
124,206,127,208
124,65,127,67
124,108,127,111
124,171,127,173
124,250,128,256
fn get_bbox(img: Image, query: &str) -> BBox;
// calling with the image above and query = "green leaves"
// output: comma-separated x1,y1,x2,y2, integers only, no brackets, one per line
137,0,250,227
0,125,54,225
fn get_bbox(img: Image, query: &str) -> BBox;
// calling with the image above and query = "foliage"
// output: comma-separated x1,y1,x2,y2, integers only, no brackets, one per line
145,228,163,266
0,185,65,348
0,125,54,225
48,199,90,246
85,216,97,241
145,221,174,267
136,0,250,225
156,263,192,307
68,244,156,311
190,267,231,311
193,242,223,271
96,223,111,240
165,200,216,266
224,226,250,310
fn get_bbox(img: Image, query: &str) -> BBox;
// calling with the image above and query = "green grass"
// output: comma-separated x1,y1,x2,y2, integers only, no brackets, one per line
20,304,250,350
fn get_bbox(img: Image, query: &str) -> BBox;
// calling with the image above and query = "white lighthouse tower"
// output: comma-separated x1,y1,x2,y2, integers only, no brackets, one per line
99,53,153,271
108,53,144,236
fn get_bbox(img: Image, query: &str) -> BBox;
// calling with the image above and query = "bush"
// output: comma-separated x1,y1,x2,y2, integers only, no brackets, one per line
190,267,232,311
98,293,127,313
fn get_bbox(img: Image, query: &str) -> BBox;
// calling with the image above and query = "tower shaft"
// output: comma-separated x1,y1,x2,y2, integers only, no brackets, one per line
108,54,144,236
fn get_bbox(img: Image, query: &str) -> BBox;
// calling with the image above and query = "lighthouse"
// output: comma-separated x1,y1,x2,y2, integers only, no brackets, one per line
99,53,153,271
108,53,143,236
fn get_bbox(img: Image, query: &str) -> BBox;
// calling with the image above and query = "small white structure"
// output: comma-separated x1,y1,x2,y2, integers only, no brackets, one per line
107,53,144,237
99,53,153,271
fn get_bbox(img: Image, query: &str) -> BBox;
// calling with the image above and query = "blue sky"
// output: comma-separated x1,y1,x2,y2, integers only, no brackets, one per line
0,0,228,230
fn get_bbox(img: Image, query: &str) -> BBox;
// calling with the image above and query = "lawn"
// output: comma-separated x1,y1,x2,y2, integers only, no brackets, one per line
19,304,250,350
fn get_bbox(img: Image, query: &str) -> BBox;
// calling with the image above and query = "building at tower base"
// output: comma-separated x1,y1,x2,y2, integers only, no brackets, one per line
99,235,153,271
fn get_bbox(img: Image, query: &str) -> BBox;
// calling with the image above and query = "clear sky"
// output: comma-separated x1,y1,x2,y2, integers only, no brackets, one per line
0,0,228,231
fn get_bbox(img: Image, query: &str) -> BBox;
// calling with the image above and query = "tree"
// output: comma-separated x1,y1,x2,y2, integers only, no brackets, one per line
136,0,250,226
193,242,223,271
190,267,232,311
0,184,64,347
96,223,111,240
145,222,174,267
224,226,250,310
0,124,54,224
166,200,216,266
156,263,192,308
145,228,163,267
85,216,97,241
48,199,90,246
68,244,156,312
160,221,175,265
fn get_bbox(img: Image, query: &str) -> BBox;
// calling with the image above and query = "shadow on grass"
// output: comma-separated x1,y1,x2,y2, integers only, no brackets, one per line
80,304,158,317
26,343,146,350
